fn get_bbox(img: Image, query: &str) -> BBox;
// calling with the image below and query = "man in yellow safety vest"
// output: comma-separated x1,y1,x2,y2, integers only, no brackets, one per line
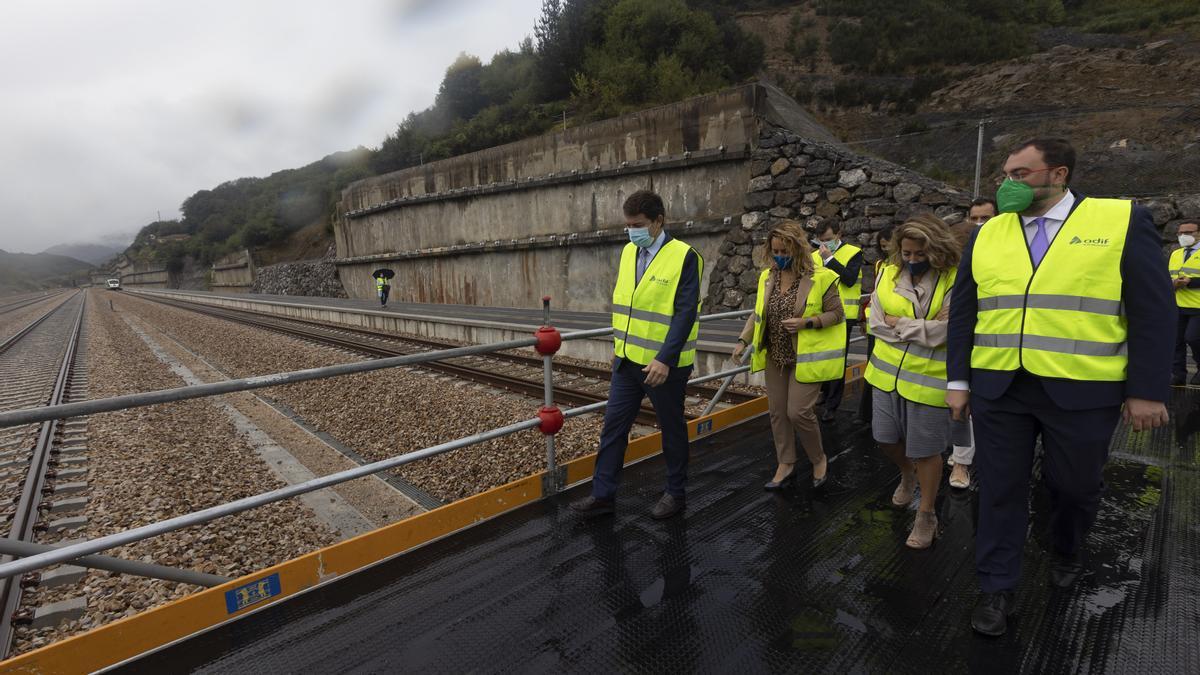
947,137,1173,637
571,190,703,520
811,221,863,421
1170,220,1200,385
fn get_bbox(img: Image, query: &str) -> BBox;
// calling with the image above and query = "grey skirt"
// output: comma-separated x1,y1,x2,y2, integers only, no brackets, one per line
872,388,970,459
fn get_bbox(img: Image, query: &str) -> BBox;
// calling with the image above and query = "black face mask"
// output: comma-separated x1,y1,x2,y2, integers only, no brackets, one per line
907,261,931,277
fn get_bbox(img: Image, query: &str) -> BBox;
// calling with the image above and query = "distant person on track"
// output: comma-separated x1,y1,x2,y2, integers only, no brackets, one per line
864,214,966,549
947,137,1173,637
733,220,844,490
1169,221,1200,385
571,189,703,520
376,276,390,307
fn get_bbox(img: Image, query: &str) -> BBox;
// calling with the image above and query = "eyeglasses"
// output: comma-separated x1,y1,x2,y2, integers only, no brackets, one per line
1001,166,1062,182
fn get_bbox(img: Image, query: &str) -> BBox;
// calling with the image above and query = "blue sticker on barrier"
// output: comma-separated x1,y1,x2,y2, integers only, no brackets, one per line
696,420,713,435
225,573,281,614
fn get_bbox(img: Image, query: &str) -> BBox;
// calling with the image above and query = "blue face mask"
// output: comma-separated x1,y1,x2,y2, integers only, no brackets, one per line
628,227,654,248
906,260,931,277
773,255,793,270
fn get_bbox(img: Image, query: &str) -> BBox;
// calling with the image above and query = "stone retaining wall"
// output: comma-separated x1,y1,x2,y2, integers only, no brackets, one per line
705,124,972,311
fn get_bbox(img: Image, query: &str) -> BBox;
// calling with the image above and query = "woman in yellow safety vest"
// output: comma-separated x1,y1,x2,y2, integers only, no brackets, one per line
863,214,968,549
733,220,846,490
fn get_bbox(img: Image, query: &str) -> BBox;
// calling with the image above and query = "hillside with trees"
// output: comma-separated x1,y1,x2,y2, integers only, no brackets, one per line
0,250,92,294
119,0,1199,272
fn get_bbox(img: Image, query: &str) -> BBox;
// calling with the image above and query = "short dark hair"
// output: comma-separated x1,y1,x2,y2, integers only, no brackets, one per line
878,225,895,243
1179,221,1200,232
970,197,998,213
623,190,665,223
1011,137,1076,184
819,221,842,236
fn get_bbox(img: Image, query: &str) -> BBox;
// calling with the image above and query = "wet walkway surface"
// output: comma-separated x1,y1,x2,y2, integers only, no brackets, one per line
121,389,1200,674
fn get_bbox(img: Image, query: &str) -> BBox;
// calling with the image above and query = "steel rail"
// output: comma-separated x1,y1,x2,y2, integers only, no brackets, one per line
0,293,85,658
0,311,753,430
133,296,665,426
137,294,757,405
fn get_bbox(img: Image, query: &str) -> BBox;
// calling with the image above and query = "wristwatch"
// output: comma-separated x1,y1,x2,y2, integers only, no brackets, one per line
805,319,815,329
736,338,748,345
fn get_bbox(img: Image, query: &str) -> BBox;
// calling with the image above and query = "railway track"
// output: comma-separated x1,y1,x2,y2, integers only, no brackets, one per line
0,292,65,317
132,295,756,427
0,291,88,658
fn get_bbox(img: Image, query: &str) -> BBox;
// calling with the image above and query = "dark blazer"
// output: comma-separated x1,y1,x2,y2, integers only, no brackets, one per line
617,232,701,370
947,195,1174,410
825,249,864,292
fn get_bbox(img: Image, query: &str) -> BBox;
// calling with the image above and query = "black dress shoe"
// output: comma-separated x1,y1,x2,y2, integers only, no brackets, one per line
569,495,614,518
812,472,827,489
1050,550,1085,589
650,493,685,519
819,408,837,423
971,591,1016,636
764,470,796,491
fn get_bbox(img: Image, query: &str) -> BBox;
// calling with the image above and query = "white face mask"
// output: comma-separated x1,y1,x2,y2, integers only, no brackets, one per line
1181,234,1196,248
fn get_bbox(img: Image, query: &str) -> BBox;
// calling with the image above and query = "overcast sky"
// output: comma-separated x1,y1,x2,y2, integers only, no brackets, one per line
0,0,543,254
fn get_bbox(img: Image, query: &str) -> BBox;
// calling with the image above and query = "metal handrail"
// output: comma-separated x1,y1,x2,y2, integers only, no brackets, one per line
0,360,756,581
0,310,751,430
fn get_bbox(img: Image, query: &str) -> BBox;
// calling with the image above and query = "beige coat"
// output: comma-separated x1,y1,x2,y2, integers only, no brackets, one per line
868,267,953,350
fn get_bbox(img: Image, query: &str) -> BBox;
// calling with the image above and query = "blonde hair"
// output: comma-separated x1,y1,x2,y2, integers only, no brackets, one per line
886,213,961,271
755,220,816,276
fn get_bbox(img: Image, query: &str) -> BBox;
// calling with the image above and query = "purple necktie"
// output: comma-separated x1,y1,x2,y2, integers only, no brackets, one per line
1029,217,1050,267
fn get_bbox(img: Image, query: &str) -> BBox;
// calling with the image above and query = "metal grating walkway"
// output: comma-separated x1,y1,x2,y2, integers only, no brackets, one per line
117,389,1200,674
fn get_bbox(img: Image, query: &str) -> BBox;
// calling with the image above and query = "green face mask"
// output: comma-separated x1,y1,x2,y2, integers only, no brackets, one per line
996,179,1034,213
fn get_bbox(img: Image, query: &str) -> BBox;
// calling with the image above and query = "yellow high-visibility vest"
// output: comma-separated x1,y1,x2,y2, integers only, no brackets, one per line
612,239,703,367
813,243,863,318
1168,247,1200,309
864,264,957,407
375,278,388,290
971,198,1131,381
749,267,847,382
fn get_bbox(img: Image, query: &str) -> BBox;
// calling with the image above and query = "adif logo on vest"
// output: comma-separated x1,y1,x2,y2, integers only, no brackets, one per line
1069,235,1110,247
646,274,672,286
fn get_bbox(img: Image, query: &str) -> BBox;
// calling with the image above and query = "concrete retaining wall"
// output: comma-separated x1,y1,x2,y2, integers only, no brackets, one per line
211,249,255,293
334,83,837,313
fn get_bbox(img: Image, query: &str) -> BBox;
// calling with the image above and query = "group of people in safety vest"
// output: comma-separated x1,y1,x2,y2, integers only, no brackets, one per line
570,136,1177,638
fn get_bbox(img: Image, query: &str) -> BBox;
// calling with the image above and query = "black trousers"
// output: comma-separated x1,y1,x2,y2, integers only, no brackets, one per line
857,333,875,421
973,372,1119,593
592,359,692,500
1172,309,1200,379
820,319,856,412
379,285,390,305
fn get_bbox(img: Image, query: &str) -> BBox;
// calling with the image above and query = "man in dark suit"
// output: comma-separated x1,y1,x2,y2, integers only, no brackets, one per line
946,138,1173,636
571,190,703,520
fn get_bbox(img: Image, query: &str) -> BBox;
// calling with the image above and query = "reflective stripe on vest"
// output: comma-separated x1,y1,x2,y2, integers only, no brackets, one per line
812,244,863,317
863,264,956,407
970,198,1131,381
611,239,703,367
749,267,847,383
1169,247,1200,309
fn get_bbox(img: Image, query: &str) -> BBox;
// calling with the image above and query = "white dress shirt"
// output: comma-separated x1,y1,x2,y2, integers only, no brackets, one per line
947,190,1077,392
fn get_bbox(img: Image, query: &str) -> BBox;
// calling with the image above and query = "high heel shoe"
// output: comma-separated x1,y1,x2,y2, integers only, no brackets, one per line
764,470,796,491
812,456,829,488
